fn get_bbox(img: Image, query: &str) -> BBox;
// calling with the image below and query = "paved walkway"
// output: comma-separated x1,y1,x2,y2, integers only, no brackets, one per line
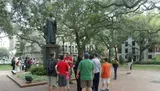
0,69,160,91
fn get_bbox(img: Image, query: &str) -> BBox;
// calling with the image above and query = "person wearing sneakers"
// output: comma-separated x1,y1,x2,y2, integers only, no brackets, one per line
76,52,94,91
64,52,73,84
101,58,111,91
55,55,70,91
92,53,101,91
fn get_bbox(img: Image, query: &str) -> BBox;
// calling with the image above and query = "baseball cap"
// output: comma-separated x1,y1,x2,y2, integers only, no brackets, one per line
84,52,89,58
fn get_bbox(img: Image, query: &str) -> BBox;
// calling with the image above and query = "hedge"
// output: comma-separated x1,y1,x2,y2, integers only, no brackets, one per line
29,65,47,75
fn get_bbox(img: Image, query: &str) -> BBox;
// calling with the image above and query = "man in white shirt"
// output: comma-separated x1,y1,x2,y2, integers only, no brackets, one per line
127,59,133,74
92,53,101,91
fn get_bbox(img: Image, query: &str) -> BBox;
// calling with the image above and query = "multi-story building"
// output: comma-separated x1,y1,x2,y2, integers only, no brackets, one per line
0,32,10,49
117,37,160,61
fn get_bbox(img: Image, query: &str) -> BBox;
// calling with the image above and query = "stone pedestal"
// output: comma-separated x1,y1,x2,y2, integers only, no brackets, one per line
43,44,60,68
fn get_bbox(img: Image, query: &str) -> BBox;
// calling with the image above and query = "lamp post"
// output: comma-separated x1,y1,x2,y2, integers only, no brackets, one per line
62,36,65,55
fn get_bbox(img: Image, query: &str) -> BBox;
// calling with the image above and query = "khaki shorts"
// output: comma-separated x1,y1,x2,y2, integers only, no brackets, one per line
101,78,110,83
81,80,92,88
48,76,57,87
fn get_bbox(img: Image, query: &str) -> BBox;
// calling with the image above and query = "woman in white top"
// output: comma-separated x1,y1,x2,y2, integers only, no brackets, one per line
16,58,22,72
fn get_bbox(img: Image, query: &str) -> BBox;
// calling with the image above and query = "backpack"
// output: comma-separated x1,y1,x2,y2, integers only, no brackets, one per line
47,59,56,75
16,61,20,66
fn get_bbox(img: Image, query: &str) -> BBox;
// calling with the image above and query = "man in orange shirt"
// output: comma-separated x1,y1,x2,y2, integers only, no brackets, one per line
101,58,111,91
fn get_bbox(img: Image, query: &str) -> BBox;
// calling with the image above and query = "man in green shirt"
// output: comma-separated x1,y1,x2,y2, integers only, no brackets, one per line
76,52,94,91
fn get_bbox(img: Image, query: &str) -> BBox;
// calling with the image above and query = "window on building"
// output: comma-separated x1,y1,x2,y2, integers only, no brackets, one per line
148,48,153,52
125,48,128,53
65,45,67,52
155,47,160,52
125,55,128,59
133,55,136,61
75,49,78,53
71,46,74,52
119,55,122,59
118,48,121,53
132,48,135,54
148,55,152,59
132,41,135,46
125,42,128,46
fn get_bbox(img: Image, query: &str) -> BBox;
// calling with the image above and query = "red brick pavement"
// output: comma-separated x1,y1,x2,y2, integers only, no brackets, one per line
0,69,160,91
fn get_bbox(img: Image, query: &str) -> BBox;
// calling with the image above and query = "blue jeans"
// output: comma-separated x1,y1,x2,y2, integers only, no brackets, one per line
92,72,100,91
113,66,118,79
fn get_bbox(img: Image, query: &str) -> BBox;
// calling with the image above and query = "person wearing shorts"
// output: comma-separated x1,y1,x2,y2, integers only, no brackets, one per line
55,55,70,91
101,58,111,91
47,53,58,91
76,52,94,91
127,59,133,74
48,76,57,89
58,75,67,87
64,52,73,84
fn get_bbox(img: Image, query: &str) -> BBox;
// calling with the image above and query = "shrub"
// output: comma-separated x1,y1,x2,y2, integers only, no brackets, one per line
119,56,126,65
16,73,47,82
30,65,47,75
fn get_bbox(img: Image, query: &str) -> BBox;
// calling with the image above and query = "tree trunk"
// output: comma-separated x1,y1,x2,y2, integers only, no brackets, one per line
114,46,117,58
70,42,72,55
108,47,111,62
139,47,143,61
82,44,86,53
75,31,83,56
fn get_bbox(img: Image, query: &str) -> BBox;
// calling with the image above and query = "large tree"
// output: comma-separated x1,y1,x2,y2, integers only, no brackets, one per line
126,14,160,61
0,0,12,35
3,0,160,56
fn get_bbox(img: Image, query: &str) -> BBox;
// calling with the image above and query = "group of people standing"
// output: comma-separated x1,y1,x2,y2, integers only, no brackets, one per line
72,53,122,91
75,53,111,91
47,52,116,91
47,52,73,91
11,57,39,72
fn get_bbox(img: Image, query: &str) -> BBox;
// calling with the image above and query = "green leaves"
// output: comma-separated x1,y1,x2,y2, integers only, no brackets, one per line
2,0,160,57
0,0,12,34
0,47,9,57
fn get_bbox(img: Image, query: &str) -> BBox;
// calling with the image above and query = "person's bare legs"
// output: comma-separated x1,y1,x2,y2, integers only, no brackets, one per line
67,80,70,91
101,82,105,90
48,86,51,91
52,86,56,91
106,83,110,91
59,87,62,91
87,87,92,91
63,86,67,91
82,88,86,91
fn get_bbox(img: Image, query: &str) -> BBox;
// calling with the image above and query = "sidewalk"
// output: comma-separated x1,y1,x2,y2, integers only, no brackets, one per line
109,69,160,91
0,69,160,91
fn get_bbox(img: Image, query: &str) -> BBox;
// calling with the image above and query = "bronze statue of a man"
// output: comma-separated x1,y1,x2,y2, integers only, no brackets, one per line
44,13,57,44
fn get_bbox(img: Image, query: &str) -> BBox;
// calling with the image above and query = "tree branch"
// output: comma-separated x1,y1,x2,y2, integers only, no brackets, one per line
92,0,147,9
16,34,43,48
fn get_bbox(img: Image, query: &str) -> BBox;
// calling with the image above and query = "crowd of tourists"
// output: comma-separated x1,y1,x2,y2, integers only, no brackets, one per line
11,57,40,72
10,51,133,91
46,52,125,91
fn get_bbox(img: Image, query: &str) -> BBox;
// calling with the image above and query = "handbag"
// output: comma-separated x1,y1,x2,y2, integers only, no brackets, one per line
66,74,70,80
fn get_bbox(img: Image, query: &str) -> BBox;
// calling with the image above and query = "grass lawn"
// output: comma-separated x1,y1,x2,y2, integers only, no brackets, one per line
121,64,160,71
0,64,12,70
133,65,160,71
